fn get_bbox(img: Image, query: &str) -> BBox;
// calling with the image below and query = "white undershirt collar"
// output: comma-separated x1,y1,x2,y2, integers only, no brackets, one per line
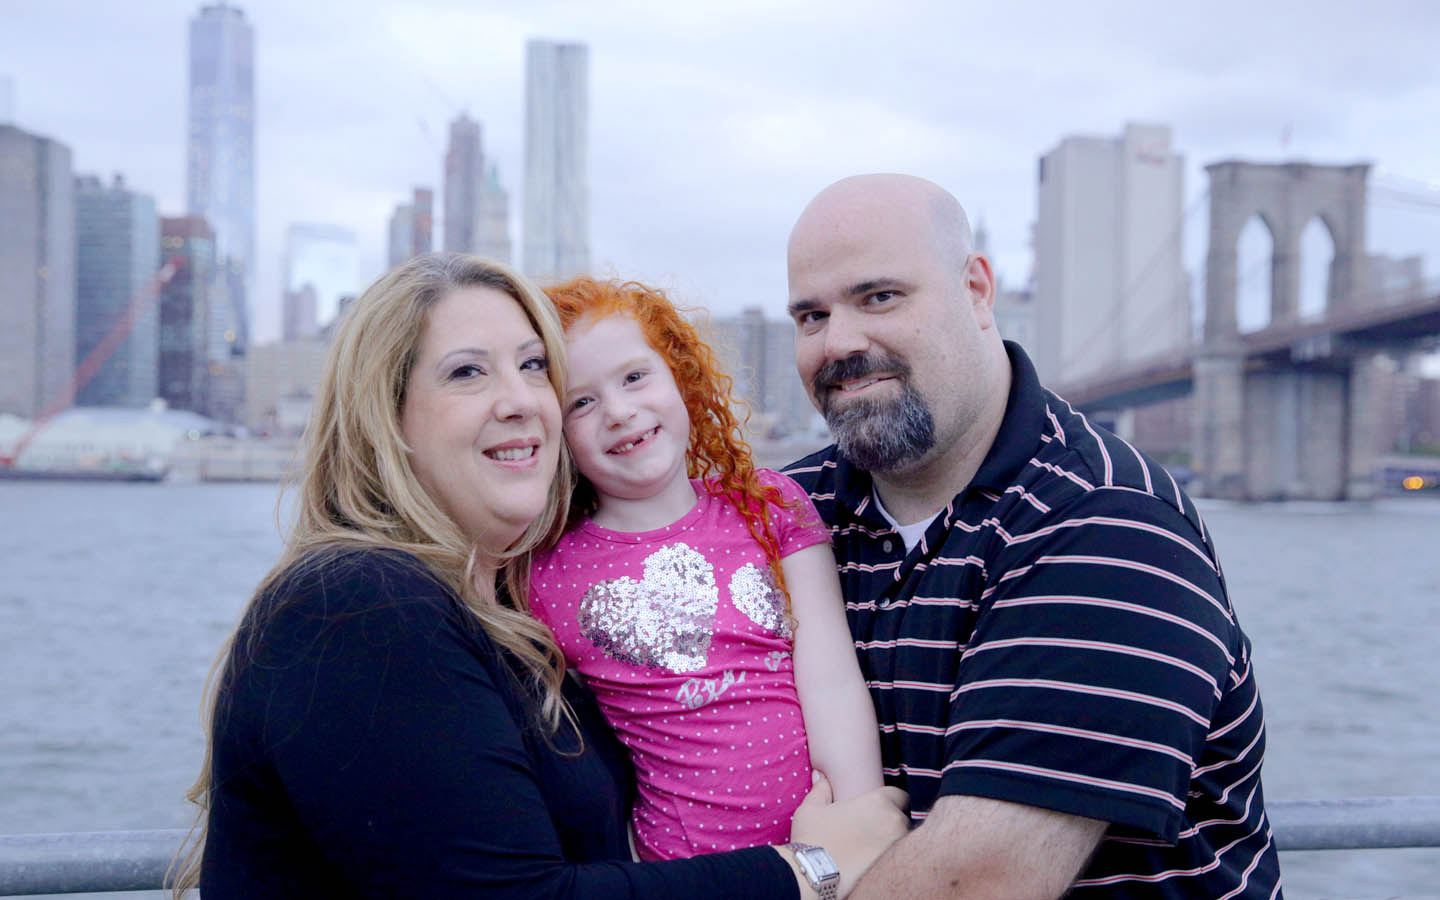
871,486,941,554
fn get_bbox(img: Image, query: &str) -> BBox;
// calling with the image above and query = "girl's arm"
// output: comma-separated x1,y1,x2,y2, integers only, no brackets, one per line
784,542,884,801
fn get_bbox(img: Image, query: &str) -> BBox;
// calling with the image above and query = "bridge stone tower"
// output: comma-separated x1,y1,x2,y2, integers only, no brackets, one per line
1193,161,1377,500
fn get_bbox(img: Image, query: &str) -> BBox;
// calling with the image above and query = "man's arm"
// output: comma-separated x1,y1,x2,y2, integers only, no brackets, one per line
850,794,1106,900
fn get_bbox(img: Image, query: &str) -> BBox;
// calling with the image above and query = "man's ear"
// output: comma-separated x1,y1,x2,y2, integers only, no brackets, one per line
966,254,998,329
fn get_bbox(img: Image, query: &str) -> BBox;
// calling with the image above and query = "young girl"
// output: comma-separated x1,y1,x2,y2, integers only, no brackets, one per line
529,277,883,862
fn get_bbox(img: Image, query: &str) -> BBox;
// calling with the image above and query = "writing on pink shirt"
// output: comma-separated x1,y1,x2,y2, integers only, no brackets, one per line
675,668,746,710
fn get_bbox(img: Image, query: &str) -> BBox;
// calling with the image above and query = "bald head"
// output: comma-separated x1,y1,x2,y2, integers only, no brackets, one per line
784,173,1008,495
788,174,974,278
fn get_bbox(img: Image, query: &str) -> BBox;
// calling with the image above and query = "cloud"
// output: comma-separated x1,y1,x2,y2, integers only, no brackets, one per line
5,0,1439,342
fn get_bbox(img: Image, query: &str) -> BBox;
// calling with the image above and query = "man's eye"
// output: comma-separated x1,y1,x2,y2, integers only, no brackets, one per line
797,310,826,326
868,291,896,305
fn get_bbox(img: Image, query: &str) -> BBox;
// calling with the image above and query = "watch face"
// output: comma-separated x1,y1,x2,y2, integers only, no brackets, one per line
798,846,840,882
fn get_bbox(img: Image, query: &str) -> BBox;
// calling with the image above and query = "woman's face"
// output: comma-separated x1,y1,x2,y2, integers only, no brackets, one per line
400,285,562,551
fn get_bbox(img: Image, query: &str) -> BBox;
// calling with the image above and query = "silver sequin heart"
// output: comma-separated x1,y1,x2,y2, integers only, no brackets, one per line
729,563,791,639
577,542,718,673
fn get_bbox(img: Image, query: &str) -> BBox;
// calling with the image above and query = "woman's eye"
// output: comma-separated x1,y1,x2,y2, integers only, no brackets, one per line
521,355,549,373
448,364,483,380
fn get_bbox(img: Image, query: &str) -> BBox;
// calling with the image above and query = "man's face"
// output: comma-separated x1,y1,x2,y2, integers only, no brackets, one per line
787,198,992,474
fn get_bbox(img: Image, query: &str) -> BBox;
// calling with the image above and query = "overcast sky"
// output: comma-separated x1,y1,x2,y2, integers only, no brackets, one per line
5,0,1440,344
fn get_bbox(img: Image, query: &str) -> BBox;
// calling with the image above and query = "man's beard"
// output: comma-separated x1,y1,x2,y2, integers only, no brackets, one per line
813,352,935,472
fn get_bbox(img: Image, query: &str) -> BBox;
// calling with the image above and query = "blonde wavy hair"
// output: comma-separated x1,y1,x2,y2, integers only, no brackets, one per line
169,253,576,895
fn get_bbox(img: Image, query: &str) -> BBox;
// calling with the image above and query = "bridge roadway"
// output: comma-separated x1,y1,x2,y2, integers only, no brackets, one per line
1055,288,1440,412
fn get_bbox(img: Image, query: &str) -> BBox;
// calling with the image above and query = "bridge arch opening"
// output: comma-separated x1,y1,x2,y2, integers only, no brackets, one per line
1298,216,1336,320
1235,214,1274,333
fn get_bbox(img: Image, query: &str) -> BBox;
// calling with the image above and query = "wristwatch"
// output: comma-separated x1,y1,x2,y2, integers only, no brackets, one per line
786,841,840,900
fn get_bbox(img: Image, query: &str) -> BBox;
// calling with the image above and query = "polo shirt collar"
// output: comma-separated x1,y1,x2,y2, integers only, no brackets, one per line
829,340,1049,507
969,341,1049,493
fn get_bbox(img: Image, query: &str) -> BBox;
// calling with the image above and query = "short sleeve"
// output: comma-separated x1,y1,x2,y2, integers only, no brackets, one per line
938,490,1239,841
759,469,833,556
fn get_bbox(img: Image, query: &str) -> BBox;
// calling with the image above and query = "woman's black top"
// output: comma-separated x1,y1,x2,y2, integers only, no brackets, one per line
201,547,797,899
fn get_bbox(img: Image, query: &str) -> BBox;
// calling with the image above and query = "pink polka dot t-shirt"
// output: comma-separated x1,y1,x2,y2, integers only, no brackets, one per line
529,469,832,860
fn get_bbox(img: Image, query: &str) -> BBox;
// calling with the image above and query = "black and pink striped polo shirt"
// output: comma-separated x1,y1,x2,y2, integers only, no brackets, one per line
785,343,1282,899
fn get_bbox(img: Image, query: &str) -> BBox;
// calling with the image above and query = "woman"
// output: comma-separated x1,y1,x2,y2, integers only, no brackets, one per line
173,254,907,899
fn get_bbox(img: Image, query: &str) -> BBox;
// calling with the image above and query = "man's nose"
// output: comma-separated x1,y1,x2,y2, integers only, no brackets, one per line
822,306,871,362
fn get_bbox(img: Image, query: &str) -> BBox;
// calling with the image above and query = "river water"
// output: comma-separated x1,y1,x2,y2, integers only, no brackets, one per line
2,480,1437,899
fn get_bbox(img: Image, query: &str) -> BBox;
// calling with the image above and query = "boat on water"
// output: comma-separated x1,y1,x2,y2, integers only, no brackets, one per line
0,404,216,485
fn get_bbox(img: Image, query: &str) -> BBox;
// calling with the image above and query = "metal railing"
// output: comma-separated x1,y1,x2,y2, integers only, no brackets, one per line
2,797,1439,895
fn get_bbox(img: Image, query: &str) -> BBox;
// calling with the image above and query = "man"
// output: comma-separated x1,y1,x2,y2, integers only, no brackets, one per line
782,174,1282,898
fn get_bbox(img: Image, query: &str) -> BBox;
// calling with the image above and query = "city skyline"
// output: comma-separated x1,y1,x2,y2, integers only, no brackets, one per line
3,0,1439,348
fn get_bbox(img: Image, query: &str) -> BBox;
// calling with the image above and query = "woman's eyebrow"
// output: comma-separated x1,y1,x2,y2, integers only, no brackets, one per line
433,347,491,373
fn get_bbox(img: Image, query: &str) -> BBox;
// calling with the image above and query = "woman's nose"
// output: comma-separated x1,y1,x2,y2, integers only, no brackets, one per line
493,371,542,421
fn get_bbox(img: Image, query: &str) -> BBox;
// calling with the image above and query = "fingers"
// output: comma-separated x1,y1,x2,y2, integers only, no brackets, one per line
797,769,834,810
880,786,909,813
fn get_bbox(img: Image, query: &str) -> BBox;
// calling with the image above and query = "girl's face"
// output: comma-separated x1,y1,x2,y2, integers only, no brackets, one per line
561,313,693,507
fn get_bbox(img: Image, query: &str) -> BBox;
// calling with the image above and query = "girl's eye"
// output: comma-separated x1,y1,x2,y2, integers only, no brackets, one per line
521,355,549,373
624,370,645,384
570,396,592,411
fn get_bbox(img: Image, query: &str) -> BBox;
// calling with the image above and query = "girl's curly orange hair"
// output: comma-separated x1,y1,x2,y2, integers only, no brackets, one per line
545,276,793,606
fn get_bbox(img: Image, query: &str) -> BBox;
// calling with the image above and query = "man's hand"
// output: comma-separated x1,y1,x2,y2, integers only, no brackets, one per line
790,771,909,898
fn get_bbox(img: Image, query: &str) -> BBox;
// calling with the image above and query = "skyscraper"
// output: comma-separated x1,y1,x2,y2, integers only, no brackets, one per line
387,187,434,268
523,39,589,280
158,216,214,412
444,114,483,254
187,2,254,361
283,222,357,337
0,124,75,419
1033,122,1187,385
387,201,414,269
412,187,434,259
75,174,160,408
478,164,513,264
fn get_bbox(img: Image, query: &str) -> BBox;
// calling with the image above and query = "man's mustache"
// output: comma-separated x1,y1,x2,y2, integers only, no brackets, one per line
811,352,910,402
